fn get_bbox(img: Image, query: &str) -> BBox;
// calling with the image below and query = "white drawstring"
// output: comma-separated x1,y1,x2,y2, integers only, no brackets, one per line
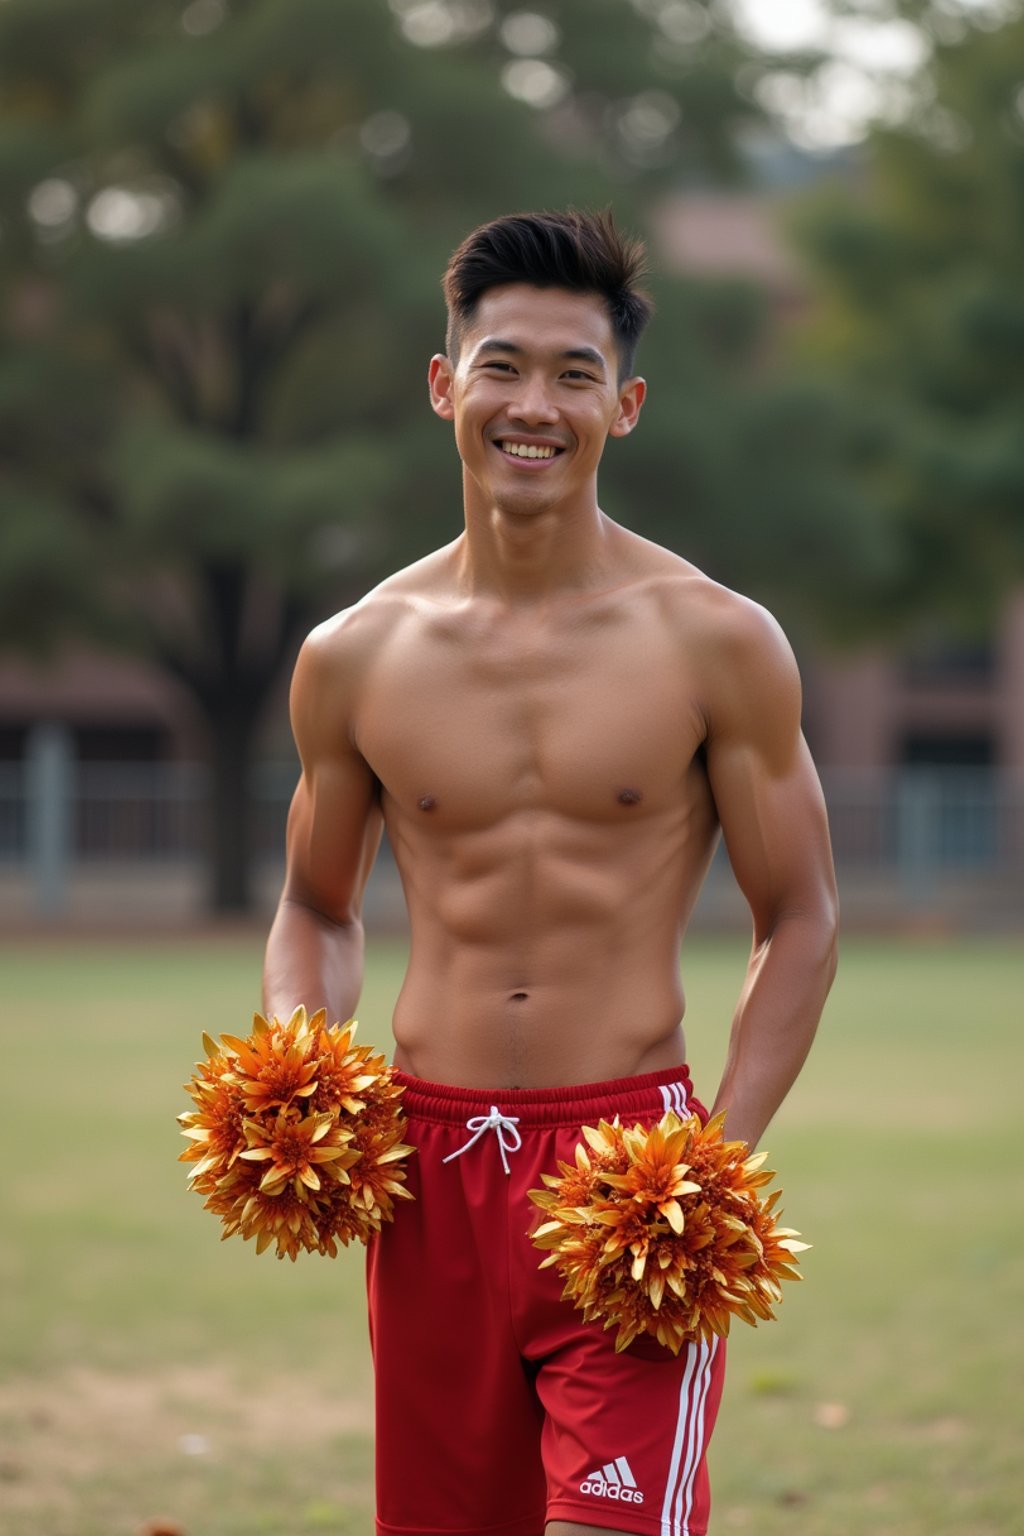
442,1105,523,1176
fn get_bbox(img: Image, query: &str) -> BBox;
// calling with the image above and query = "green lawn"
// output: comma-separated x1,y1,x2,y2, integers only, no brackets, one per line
1,934,1021,1535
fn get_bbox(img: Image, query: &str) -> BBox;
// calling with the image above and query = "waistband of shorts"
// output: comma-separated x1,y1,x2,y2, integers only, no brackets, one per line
393,1064,699,1129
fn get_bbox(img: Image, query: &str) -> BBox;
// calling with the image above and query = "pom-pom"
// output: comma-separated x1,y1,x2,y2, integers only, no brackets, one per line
528,1111,808,1354
179,1007,413,1260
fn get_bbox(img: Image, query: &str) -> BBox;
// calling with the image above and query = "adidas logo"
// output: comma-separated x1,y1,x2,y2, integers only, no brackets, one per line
580,1456,645,1505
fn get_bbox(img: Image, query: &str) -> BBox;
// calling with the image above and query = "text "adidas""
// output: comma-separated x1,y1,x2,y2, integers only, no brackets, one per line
580,1456,645,1505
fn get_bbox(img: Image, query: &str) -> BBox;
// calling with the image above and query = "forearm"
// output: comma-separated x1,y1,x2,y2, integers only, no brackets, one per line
710,908,838,1149
262,894,366,1023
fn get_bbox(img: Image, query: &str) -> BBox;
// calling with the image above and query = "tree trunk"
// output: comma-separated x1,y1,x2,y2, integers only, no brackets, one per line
203,703,258,913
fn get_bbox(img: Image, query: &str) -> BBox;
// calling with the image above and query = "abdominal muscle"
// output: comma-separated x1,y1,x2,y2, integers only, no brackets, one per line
385,799,720,1089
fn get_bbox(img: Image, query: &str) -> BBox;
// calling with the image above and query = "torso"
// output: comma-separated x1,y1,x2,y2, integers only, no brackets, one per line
346,529,725,1087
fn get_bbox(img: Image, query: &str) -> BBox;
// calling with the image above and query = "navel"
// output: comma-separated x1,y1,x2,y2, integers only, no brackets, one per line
617,787,643,807
509,991,529,1002
417,794,437,812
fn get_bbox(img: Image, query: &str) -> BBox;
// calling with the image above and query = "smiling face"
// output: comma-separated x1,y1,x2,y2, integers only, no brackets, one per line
429,284,646,522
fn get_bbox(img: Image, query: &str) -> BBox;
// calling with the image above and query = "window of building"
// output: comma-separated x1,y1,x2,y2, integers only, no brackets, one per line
898,732,995,866
901,639,995,687
901,733,994,768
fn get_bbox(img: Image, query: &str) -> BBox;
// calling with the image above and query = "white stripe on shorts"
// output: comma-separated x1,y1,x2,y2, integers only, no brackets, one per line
660,1335,719,1536
659,1080,691,1118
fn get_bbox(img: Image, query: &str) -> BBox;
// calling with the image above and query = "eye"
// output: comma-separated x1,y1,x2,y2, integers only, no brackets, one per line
563,369,597,382
482,360,516,373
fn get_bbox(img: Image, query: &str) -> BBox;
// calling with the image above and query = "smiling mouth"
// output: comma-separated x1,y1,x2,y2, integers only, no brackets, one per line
497,439,564,461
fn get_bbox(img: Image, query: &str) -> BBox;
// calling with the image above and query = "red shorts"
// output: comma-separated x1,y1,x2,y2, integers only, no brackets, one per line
366,1067,726,1536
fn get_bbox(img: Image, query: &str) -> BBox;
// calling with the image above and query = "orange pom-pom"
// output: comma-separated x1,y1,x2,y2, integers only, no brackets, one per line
528,1111,808,1353
179,1008,414,1259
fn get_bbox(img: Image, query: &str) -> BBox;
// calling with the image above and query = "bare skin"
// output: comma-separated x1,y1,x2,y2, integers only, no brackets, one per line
265,284,837,1152
264,282,837,1536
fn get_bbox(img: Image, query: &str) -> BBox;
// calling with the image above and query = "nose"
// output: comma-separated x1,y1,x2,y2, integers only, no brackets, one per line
507,374,559,425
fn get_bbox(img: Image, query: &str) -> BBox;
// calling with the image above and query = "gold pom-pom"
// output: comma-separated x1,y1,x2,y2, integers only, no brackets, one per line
528,1111,808,1353
179,1008,414,1260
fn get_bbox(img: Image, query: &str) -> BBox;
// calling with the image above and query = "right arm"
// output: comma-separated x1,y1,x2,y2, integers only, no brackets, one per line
262,620,384,1023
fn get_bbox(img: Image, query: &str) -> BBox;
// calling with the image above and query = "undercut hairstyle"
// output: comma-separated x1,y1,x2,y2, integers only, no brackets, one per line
442,208,653,378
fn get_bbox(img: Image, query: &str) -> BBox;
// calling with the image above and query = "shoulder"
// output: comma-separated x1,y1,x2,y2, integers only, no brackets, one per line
290,545,458,745
610,525,799,698
627,535,795,673
682,578,796,683
679,584,802,756
294,542,460,687
636,551,801,744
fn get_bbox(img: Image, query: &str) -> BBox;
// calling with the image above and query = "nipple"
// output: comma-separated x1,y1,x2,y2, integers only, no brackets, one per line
617,787,643,806
418,794,437,812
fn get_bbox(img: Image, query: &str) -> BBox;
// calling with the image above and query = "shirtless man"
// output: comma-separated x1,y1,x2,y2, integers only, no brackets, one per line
263,209,838,1536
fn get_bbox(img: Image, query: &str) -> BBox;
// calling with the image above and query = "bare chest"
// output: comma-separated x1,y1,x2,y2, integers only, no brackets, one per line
355,613,706,827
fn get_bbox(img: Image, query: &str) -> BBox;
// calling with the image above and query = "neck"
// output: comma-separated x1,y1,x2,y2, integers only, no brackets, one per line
458,484,614,601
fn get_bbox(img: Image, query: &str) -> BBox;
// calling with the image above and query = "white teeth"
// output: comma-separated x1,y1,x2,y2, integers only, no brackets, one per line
501,441,556,459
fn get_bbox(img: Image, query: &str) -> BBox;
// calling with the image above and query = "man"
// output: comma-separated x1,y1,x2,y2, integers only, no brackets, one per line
264,209,838,1536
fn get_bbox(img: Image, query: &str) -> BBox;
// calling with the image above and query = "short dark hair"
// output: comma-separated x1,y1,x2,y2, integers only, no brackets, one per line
442,208,653,378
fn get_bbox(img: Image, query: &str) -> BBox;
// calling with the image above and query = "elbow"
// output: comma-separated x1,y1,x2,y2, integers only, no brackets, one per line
817,882,840,991
277,887,366,936
755,881,839,982
797,864,840,983
823,910,839,990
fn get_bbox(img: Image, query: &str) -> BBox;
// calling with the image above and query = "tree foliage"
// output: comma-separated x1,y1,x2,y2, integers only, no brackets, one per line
0,0,867,906
792,2,1024,639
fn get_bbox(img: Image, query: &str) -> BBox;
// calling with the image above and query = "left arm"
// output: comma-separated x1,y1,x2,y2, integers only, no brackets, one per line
702,599,839,1149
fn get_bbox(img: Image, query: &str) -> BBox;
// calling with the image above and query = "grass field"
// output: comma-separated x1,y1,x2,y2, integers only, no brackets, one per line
2,933,1021,1535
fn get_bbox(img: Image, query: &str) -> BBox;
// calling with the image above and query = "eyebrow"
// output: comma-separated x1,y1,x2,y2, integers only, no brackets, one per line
475,338,608,375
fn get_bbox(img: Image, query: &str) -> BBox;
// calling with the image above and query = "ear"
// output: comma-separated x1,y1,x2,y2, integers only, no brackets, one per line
609,376,646,438
428,354,456,421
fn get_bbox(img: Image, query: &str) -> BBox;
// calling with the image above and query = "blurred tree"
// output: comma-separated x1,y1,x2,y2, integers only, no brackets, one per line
607,274,898,641
0,0,857,907
792,3,1024,640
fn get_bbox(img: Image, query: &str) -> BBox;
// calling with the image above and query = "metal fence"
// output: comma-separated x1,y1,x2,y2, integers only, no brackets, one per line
2,753,1022,923
0,760,294,861
820,766,1022,919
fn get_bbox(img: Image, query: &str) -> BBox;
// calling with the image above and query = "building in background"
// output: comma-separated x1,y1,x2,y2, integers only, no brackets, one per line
2,190,1021,925
655,190,1024,924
